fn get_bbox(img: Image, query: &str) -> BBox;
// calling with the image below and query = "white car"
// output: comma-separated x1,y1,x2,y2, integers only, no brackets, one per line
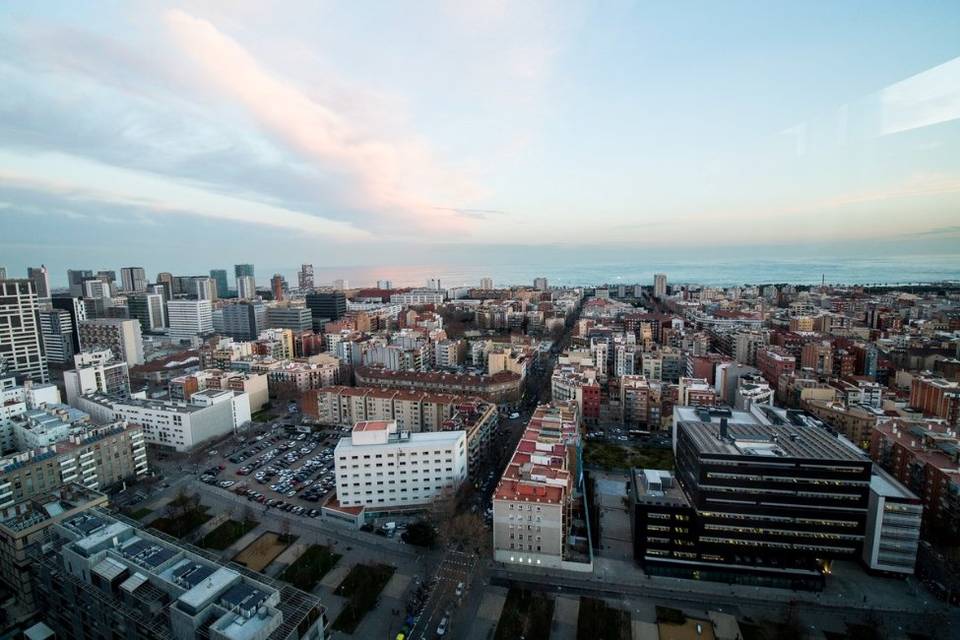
455,582,464,597
436,617,448,637
509,412,520,419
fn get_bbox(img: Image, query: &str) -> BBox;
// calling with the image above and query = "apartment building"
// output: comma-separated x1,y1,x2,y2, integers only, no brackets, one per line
355,366,522,406
78,318,144,366
74,389,251,452
492,402,591,572
334,420,467,511
0,280,48,383
169,369,269,412
440,401,499,481
38,308,77,367
31,510,328,640
267,359,341,395
803,398,883,450
909,374,960,426
167,299,214,342
756,346,796,388
64,349,131,405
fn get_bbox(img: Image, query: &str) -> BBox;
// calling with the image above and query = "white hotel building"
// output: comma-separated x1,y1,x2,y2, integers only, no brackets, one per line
334,421,466,511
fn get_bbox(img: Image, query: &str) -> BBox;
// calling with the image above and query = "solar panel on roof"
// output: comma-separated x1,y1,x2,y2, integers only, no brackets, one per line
221,582,268,614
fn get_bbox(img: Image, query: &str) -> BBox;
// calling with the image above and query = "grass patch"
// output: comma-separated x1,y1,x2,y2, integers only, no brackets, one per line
583,442,674,471
128,507,153,520
279,545,342,591
577,597,631,640
494,587,554,640
332,563,396,634
150,506,212,538
199,519,259,551
233,531,294,572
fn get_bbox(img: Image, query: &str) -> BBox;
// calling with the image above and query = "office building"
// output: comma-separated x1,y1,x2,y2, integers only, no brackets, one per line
67,269,93,296
332,279,348,291
334,420,467,511
26,266,50,300
653,273,667,298
492,402,591,572
78,318,144,366
167,299,214,342
480,277,494,290
128,293,166,332
209,269,229,298
38,309,76,367
30,509,328,640
376,279,393,290
97,270,118,296
267,306,313,332
50,295,87,352
0,280,48,383
0,485,109,615
82,277,111,300
75,389,251,452
236,275,257,300
120,267,147,293
533,277,548,291
64,350,131,405
234,263,255,282
215,302,266,341
271,274,285,301
305,291,347,328
298,264,315,291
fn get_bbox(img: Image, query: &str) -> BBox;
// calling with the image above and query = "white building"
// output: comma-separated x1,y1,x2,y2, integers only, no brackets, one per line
64,350,131,406
654,273,667,298
167,300,214,342
78,318,144,366
334,420,467,510
390,290,445,306
74,389,251,452
376,279,393,289
480,277,494,290
0,374,61,453
0,280,48,383
236,275,257,300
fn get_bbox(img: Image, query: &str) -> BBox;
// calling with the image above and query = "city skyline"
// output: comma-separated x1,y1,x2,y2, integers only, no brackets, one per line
2,2,960,270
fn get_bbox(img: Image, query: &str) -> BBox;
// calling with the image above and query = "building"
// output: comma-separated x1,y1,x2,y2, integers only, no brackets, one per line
756,346,796,388
355,366,522,405
533,277,549,291
267,306,313,332
862,470,923,575
79,318,144,366
120,267,147,293
169,369,269,413
0,280,48,382
480,278,494,290
334,420,467,511
677,377,717,407
801,341,833,375
266,359,341,395
0,421,148,507
26,265,50,300
492,402,591,572
167,300,214,343
441,401,499,481
307,386,482,433
64,350,131,405
216,302,266,341
620,375,659,428
298,264,314,291
305,291,347,328
128,293,166,332
38,309,77,367
909,374,960,426
234,263,255,280
802,399,882,450
188,276,218,301
271,274,285,301
0,484,109,615
733,331,767,366
236,275,257,301
654,273,667,298
0,374,62,453
389,290,444,306
30,509,328,640
50,295,87,354
66,269,93,297
209,269,229,298
75,389,251,452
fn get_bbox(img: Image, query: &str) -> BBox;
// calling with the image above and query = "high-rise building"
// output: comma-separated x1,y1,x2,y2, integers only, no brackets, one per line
66,269,93,296
64,349,131,404
167,299,214,342
654,273,667,297
332,278,348,291
156,271,174,295
187,276,217,300
0,280,48,382
377,279,393,290
271,274,285,301
533,277,548,291
209,268,229,298
266,306,313,332
26,265,50,300
426,278,441,290
29,509,328,640
82,277,110,300
78,318,144,366
0,267,5,280
96,270,117,295
305,291,346,328
38,309,77,367
236,275,256,300
480,277,494,290
50,295,87,353
234,263,255,281
216,302,266,340
127,293,166,331
120,266,147,293
298,263,314,291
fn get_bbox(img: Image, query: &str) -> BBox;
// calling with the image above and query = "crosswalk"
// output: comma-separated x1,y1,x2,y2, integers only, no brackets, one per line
408,549,478,639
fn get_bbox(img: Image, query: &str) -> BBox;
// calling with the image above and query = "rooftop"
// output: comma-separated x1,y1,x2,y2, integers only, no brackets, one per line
679,420,866,461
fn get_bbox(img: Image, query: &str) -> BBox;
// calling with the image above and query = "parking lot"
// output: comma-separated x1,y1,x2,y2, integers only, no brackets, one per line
198,422,352,520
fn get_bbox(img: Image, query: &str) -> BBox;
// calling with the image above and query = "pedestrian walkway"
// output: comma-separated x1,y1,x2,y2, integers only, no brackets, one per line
466,586,507,640
552,595,580,640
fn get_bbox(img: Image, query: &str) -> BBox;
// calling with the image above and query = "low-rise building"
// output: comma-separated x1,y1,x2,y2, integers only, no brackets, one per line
441,400,499,482
169,369,269,412
355,366,522,406
64,349,131,406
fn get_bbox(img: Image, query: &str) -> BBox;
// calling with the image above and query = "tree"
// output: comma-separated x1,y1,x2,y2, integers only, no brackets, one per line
402,520,437,548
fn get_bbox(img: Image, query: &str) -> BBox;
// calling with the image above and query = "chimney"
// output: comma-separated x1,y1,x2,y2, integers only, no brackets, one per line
719,417,728,439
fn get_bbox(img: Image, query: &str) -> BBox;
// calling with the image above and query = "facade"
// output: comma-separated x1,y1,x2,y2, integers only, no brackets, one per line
128,293,166,332
64,350,131,405
75,389,251,452
31,509,328,640
210,269,229,298
305,291,347,328
0,484,109,615
79,318,144,366
216,302,266,340
167,300,214,342
298,264,314,291
268,360,341,395
533,277,549,291
355,366,522,405
756,346,796,388
169,369,269,413
267,306,313,332
308,386,479,433
26,265,50,300
50,295,87,355
38,308,76,366
0,280,48,382
802,399,881,450
654,273,667,298
389,290,444,306
862,470,922,575
236,275,257,300
120,266,147,293
334,420,467,510
492,402,591,572
441,400,499,481
909,374,960,426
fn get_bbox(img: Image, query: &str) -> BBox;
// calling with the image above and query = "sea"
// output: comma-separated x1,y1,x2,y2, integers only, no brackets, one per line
289,254,960,289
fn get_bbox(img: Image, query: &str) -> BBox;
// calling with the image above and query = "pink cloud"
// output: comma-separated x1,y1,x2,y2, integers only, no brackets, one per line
164,9,478,231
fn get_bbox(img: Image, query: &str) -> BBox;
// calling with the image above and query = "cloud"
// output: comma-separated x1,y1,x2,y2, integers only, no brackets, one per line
164,9,479,231
913,225,960,237
432,207,508,220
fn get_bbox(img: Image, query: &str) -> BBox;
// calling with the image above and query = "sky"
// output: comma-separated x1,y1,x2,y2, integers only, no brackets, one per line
1,1,960,285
